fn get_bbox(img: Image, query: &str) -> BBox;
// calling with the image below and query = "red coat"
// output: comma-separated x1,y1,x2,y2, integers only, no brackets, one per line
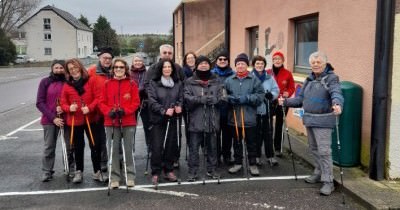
60,79,98,126
99,77,140,127
88,65,110,120
268,67,295,97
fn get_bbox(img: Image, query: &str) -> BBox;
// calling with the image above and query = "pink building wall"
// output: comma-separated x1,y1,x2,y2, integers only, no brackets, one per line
230,0,377,167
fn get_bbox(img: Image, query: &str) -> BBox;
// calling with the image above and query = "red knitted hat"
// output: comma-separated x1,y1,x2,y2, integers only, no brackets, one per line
272,51,285,60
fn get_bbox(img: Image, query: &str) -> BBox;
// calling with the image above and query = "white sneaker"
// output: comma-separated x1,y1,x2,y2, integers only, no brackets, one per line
320,182,335,196
92,170,104,182
249,165,260,176
228,165,242,174
72,170,82,183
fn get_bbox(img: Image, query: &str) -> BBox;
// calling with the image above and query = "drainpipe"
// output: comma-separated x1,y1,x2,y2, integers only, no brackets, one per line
369,0,395,181
172,9,176,63
182,3,185,58
224,0,230,54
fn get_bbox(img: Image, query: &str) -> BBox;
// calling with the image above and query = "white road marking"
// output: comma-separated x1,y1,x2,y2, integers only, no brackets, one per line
0,136,18,141
4,117,40,137
20,128,43,132
0,175,307,197
0,186,198,197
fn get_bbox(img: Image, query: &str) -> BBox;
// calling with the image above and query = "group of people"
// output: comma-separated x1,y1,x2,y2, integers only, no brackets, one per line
36,43,343,196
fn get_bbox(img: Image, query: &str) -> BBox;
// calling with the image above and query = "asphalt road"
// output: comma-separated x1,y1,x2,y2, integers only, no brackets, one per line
0,66,366,210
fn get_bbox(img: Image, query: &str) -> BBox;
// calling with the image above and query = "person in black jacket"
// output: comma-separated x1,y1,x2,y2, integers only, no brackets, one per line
184,55,222,181
146,59,183,185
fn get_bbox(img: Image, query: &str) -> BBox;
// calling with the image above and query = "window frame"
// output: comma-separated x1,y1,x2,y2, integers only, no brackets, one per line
294,16,319,74
43,18,51,30
44,48,52,55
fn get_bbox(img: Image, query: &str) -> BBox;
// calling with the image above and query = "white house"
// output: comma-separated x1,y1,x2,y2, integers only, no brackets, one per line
13,5,93,61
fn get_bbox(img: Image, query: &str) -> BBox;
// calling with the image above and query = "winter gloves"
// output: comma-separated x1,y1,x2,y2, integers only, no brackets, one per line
197,95,219,105
228,95,249,105
265,92,273,100
108,108,125,119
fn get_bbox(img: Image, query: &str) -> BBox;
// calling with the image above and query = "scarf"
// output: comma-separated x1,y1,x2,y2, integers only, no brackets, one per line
195,69,211,81
272,65,283,76
252,69,266,82
212,66,234,77
161,76,174,88
130,65,146,72
49,72,65,82
96,63,111,78
236,70,249,79
69,77,87,96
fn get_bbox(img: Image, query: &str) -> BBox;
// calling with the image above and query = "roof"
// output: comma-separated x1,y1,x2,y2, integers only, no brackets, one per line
18,5,92,32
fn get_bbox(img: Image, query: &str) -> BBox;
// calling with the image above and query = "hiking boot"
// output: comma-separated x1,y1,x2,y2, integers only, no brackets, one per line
320,182,335,196
228,164,242,174
111,181,119,189
41,172,53,182
249,165,260,176
256,158,262,166
267,157,279,166
72,170,82,183
92,170,104,182
165,172,177,182
173,161,180,169
127,180,135,187
304,174,321,184
207,171,221,179
152,175,159,185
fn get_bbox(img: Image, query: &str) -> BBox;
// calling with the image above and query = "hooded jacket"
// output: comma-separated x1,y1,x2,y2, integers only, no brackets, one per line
284,64,344,128
251,69,280,115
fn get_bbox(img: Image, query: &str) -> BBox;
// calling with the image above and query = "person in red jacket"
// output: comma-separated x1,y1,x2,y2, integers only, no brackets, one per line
87,47,114,172
269,51,295,157
61,58,102,183
99,58,140,189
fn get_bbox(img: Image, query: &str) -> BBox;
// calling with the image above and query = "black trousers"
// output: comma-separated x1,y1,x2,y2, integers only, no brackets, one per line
65,123,101,172
273,103,289,152
231,126,257,165
217,116,233,160
150,119,178,175
93,118,107,167
188,132,217,175
256,114,274,158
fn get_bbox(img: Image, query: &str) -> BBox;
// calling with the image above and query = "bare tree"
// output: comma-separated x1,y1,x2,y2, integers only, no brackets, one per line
0,0,42,34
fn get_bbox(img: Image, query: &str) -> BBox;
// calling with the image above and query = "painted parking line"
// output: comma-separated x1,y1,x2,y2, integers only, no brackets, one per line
0,175,307,197
0,117,40,141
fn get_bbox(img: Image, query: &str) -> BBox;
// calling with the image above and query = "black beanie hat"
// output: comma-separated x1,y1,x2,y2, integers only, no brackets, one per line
235,53,249,66
195,55,211,70
216,50,229,62
51,59,65,68
97,47,114,58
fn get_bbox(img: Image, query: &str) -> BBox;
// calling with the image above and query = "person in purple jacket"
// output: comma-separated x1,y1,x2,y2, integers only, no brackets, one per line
36,60,72,182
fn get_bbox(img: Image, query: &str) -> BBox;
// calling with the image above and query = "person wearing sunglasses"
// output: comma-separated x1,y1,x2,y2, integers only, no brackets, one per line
99,58,140,189
211,51,235,166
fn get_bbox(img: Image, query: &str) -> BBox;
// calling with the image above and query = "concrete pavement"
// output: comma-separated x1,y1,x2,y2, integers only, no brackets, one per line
286,130,400,210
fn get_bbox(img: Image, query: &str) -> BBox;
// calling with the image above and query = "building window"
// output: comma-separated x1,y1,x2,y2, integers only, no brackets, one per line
246,26,259,63
44,48,52,55
43,18,51,30
294,16,318,73
44,33,51,40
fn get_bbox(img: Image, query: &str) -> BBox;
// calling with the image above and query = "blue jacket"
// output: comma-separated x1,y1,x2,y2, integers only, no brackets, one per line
251,70,280,115
284,64,344,128
224,72,264,127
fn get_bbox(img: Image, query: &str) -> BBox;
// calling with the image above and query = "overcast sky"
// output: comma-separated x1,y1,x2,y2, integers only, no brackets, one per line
39,0,181,34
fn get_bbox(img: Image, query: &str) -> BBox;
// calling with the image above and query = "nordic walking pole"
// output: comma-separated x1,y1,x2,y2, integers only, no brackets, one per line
210,91,221,184
201,89,208,185
56,98,69,177
69,101,76,146
282,104,298,180
176,113,181,184
81,99,95,146
240,107,250,180
118,104,129,193
108,99,116,196
336,115,345,204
